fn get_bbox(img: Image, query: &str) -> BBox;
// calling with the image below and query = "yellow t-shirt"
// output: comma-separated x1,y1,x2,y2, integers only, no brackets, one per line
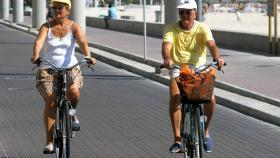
163,21,214,66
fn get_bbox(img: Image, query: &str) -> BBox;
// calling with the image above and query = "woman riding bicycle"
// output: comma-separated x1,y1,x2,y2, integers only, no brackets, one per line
162,0,225,153
30,0,96,154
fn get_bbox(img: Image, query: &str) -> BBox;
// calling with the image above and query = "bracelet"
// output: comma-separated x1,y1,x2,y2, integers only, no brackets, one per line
85,54,91,58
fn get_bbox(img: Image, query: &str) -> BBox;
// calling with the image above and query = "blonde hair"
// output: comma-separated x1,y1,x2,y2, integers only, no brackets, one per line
65,4,71,12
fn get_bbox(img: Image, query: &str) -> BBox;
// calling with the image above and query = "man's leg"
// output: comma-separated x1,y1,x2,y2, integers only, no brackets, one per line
203,95,216,152
169,78,182,152
204,95,216,136
104,16,109,29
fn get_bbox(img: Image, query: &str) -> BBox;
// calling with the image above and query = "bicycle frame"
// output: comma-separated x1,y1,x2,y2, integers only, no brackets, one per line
35,58,93,158
190,103,205,158
55,69,73,158
177,61,226,158
180,97,205,158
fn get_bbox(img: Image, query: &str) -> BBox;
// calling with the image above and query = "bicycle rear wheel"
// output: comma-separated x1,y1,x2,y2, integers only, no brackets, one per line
194,106,203,158
180,104,193,158
59,101,71,158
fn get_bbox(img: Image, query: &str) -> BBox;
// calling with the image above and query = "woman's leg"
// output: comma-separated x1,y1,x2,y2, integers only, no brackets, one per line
67,68,83,130
68,83,80,108
68,83,81,131
44,93,56,145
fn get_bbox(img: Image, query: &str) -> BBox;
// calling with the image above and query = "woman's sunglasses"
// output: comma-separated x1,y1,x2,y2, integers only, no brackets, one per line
52,5,65,11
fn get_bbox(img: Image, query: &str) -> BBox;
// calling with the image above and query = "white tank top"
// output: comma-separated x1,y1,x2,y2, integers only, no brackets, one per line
40,22,78,68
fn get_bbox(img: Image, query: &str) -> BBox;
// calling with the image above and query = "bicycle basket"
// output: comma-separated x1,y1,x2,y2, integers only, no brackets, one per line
179,72,215,104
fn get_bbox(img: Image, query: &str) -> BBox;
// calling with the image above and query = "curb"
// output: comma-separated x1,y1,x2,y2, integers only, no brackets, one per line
216,95,280,127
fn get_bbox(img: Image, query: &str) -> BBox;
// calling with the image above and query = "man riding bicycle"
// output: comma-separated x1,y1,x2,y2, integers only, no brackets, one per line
30,0,96,154
161,0,225,153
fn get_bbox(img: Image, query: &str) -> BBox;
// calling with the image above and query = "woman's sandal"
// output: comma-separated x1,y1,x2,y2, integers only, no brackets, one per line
43,144,55,154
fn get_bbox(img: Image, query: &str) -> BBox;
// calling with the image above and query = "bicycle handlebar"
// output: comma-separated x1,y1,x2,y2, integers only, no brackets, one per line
160,62,227,74
33,58,94,72
195,62,226,73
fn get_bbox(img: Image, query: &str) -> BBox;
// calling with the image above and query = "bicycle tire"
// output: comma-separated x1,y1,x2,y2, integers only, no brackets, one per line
55,99,62,158
59,101,71,158
194,106,203,158
180,104,193,158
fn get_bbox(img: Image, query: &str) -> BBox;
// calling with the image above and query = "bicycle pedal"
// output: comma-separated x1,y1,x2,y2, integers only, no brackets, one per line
69,108,76,116
178,148,187,153
71,131,76,138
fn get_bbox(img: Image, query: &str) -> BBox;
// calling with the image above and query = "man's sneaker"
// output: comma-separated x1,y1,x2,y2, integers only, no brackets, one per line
203,137,214,153
169,142,182,153
72,116,80,131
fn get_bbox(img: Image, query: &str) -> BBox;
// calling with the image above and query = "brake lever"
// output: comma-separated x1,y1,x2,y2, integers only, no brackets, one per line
84,58,95,72
213,60,226,74
213,65,224,74
87,65,95,72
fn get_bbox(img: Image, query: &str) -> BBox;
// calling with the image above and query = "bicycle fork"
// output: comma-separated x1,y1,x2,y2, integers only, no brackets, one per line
198,105,207,149
192,105,206,158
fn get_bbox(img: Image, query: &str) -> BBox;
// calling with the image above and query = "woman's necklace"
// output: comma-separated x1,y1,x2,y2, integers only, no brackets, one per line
54,20,67,41
58,25,64,41
57,24,67,41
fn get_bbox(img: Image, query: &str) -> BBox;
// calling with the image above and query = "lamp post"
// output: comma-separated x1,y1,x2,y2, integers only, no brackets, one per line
143,0,147,61
274,0,278,56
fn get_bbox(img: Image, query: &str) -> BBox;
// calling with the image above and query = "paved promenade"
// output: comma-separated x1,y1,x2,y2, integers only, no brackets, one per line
1,6,280,156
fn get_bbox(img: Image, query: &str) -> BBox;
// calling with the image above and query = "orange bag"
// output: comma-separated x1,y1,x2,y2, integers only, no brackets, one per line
179,65,216,104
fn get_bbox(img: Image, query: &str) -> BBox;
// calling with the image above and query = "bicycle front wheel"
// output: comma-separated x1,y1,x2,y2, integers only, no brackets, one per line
54,100,61,158
194,106,203,158
180,104,193,158
59,101,71,158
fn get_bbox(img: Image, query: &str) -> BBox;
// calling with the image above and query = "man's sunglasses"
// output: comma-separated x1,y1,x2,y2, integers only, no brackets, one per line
179,9,193,15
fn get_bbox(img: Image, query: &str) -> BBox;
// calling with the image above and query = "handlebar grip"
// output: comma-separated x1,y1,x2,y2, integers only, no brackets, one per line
84,57,91,64
35,58,41,66
213,58,227,65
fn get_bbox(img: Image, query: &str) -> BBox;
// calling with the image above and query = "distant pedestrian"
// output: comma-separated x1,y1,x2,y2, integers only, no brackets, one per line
104,3,117,29
236,9,241,22
99,0,105,7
